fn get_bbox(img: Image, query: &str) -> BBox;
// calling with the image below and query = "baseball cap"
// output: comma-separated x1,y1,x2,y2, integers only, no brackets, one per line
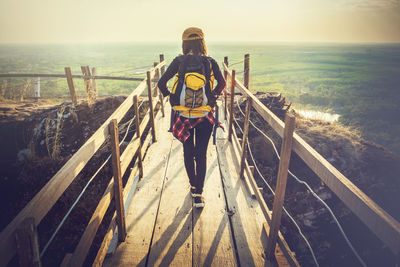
182,27,205,41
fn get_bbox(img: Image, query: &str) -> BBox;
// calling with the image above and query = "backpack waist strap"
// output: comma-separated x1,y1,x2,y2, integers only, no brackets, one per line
173,105,212,118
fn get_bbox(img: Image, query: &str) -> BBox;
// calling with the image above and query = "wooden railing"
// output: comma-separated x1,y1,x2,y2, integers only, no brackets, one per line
222,58,400,260
0,56,166,267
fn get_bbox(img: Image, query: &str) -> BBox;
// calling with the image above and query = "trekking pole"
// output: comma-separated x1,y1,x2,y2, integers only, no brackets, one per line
168,107,174,132
213,104,219,145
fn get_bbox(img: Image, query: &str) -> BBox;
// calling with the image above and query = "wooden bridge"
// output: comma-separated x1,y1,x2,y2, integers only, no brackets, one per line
100,102,292,267
1,55,400,267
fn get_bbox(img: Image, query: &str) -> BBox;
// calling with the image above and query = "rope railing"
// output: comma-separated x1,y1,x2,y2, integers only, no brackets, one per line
228,59,245,67
100,64,154,76
234,97,367,267
232,111,320,267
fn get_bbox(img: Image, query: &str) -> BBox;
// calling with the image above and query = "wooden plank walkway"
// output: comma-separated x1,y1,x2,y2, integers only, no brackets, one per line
103,103,288,267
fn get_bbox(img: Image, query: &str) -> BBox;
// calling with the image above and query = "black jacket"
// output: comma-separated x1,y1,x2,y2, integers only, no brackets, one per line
157,54,226,107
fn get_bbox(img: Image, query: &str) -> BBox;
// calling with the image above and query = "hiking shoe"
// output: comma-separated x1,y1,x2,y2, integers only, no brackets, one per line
190,186,197,197
193,195,205,208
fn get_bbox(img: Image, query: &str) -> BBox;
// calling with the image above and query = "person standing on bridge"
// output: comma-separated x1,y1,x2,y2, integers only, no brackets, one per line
157,27,226,208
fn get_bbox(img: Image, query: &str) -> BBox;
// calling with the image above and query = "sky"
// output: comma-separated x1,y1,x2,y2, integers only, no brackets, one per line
0,0,399,44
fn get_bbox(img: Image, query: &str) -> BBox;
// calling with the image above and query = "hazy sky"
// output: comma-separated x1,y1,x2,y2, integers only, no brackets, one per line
1,0,399,43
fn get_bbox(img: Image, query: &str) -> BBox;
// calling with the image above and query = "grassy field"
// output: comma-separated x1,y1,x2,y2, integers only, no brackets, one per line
213,43,400,155
1,42,399,154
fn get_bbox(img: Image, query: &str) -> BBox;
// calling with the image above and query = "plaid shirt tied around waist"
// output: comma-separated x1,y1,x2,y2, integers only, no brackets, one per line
172,109,224,143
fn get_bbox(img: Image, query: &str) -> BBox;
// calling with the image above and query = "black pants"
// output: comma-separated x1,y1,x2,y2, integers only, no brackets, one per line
183,118,213,194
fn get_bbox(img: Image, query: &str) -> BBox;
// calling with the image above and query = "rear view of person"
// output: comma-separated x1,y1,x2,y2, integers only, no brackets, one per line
157,27,226,208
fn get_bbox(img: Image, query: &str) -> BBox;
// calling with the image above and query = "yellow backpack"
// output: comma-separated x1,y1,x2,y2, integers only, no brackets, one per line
170,55,215,118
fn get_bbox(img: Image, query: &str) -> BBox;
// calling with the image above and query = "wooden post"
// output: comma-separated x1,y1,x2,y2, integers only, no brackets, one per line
224,56,229,119
85,66,94,99
224,56,229,73
81,66,95,106
154,65,160,97
133,95,144,179
80,66,91,94
0,79,7,97
153,62,160,96
65,67,77,106
223,56,229,83
85,66,91,77
244,54,250,90
33,77,40,101
158,54,166,117
20,79,30,102
154,67,164,116
158,90,165,117
91,67,98,98
146,71,157,142
108,119,126,242
14,217,41,267
266,114,295,260
159,54,166,75
228,70,235,142
239,98,252,178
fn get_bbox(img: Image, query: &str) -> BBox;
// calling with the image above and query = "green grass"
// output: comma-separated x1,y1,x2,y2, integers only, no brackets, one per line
1,42,400,154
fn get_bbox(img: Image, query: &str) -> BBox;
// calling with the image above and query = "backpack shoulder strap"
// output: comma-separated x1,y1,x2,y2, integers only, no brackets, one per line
202,56,211,86
177,55,190,81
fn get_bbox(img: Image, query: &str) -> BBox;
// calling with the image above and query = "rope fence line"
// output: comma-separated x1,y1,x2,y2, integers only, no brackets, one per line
228,60,245,67
232,111,320,267
40,100,144,257
234,98,367,267
100,64,154,76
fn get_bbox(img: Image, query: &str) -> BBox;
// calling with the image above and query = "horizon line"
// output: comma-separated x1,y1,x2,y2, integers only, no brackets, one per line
1,40,400,46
